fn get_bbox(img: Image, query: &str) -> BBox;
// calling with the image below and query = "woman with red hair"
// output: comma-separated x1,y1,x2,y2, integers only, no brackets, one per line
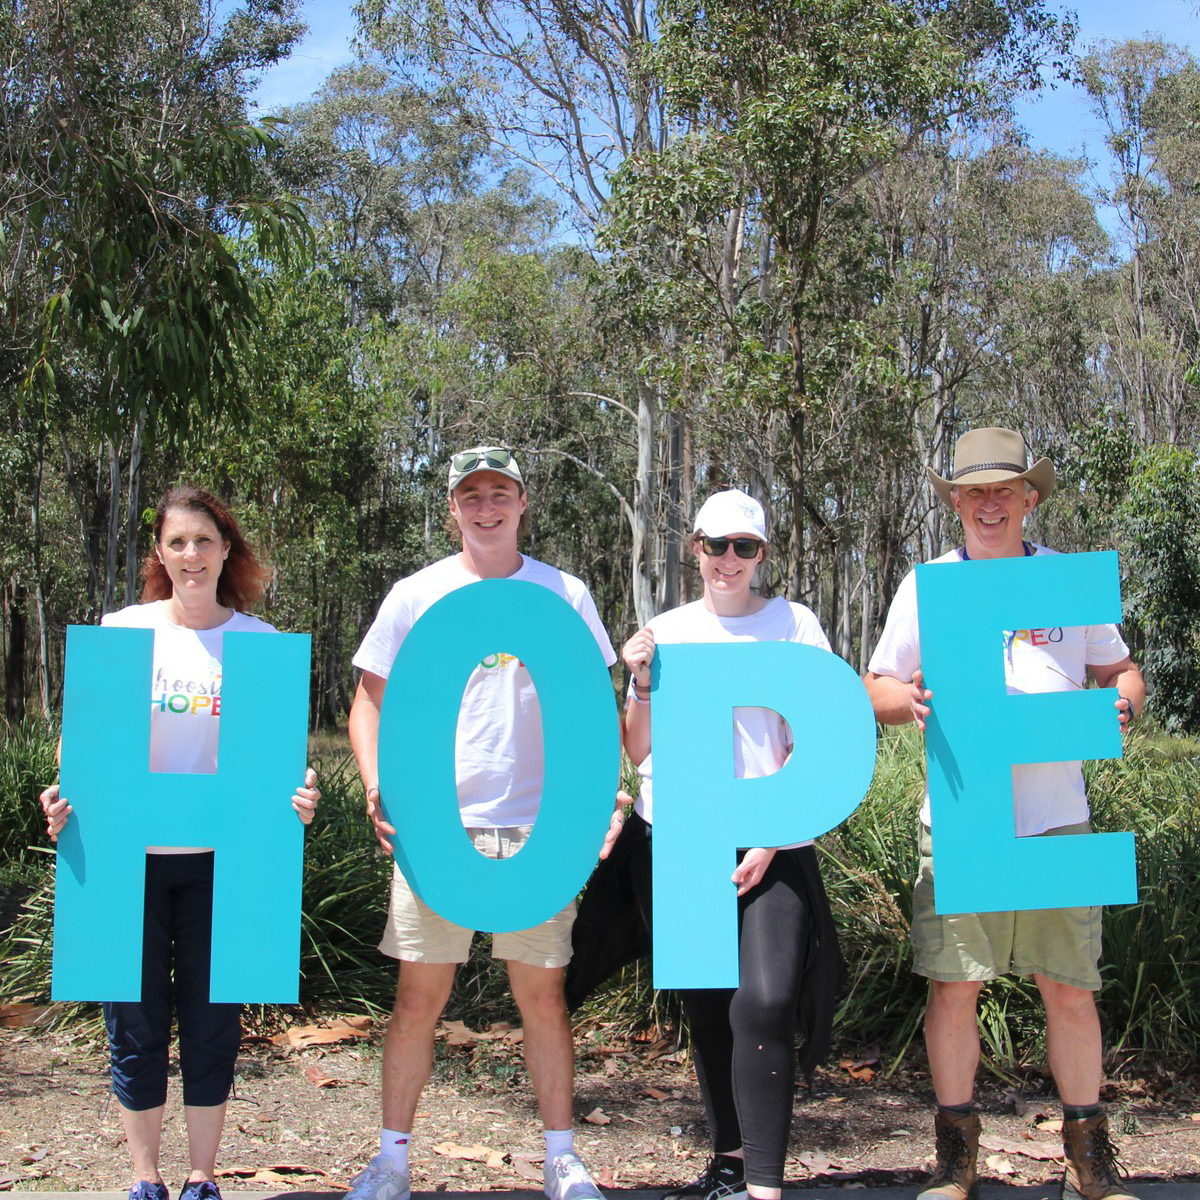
40,485,319,1200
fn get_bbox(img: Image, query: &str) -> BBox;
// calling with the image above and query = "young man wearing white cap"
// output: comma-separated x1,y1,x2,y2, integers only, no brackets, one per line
347,446,617,1200
864,428,1145,1200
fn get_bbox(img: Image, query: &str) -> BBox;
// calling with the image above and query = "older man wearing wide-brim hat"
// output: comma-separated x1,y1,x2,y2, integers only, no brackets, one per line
864,427,1145,1200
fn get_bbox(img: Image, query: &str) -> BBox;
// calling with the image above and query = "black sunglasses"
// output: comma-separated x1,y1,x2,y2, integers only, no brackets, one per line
452,448,514,472
700,536,762,559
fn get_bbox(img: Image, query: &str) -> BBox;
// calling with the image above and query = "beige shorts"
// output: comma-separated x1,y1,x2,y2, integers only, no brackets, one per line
911,820,1103,991
378,826,576,968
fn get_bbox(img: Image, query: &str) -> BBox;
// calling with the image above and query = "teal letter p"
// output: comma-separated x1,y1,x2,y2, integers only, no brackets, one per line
650,642,876,989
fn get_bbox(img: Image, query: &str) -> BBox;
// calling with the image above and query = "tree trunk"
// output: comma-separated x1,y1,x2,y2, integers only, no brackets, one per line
103,434,122,616
837,541,853,662
5,582,28,722
659,408,684,611
124,405,147,605
858,564,874,675
786,406,805,602
31,420,51,718
632,378,656,626
59,429,102,618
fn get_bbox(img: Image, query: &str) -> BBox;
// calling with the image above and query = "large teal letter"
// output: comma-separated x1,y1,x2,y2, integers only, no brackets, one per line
650,643,876,988
378,579,618,932
54,627,311,1002
916,551,1136,913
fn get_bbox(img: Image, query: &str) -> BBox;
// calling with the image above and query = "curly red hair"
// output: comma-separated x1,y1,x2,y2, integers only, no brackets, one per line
140,486,270,612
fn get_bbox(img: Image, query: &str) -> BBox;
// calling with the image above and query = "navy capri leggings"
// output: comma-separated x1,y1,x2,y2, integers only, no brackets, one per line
104,851,241,1110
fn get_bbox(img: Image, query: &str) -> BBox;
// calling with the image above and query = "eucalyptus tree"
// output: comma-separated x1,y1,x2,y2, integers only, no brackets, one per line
1081,40,1200,446
356,0,676,627
601,0,1072,631
1,0,308,715
1081,41,1200,448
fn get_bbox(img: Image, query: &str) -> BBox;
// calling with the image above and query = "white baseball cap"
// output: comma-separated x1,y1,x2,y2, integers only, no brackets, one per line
693,489,768,542
447,445,524,494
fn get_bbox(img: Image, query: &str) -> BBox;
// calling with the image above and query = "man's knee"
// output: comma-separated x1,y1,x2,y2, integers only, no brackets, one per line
1036,975,1097,1021
508,963,568,1023
927,978,983,1015
391,962,456,1027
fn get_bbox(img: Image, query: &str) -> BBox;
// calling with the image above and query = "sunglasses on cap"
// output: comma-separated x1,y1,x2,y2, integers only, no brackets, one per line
451,447,515,472
699,536,763,559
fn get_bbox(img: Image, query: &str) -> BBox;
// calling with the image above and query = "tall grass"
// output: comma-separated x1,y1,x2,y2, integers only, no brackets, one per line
0,717,59,866
3,722,1199,1073
824,724,1200,1074
1087,737,1200,1064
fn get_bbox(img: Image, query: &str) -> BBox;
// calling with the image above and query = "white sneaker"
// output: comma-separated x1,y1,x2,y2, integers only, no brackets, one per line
545,1151,604,1200
345,1154,411,1200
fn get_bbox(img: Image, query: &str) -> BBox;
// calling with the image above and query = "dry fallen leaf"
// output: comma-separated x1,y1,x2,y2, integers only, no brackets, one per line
304,1065,343,1088
1036,1118,1064,1134
837,1059,876,1082
980,1135,1061,1161
796,1151,851,1175
985,1155,1015,1175
0,1003,56,1029
438,1020,480,1046
1002,1089,1048,1118
272,1018,370,1049
511,1157,544,1184
432,1142,506,1169
584,1108,613,1126
640,1087,670,1100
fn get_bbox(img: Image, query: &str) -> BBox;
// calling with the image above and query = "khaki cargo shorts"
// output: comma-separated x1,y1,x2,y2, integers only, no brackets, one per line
378,825,575,968
910,820,1103,991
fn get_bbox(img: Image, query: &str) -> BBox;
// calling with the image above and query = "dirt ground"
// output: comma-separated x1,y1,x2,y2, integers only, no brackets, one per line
3,1013,1200,1194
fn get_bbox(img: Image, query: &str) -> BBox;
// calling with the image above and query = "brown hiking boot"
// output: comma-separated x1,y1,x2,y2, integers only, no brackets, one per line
918,1109,980,1200
1062,1113,1139,1200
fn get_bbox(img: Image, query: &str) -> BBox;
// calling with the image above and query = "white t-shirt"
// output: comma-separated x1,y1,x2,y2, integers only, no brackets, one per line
633,597,833,848
353,553,618,829
867,545,1131,836
101,600,277,852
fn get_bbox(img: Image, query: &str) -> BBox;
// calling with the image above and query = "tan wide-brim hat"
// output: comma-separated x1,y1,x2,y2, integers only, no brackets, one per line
927,426,1055,507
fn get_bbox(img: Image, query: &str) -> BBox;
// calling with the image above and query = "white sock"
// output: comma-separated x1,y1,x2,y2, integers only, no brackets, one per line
544,1128,574,1161
380,1129,411,1172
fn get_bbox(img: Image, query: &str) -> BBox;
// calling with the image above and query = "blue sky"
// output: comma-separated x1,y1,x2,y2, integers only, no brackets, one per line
250,0,1199,161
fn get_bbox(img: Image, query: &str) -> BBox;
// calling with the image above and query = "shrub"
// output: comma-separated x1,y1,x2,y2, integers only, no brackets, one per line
0,717,60,867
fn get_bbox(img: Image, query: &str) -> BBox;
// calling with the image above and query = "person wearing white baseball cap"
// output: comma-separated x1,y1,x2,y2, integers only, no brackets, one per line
865,426,1145,1200
347,443,617,1200
606,488,842,1200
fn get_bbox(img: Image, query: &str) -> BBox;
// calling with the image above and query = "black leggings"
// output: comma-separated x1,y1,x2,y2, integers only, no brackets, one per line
631,830,816,1189
104,852,241,1110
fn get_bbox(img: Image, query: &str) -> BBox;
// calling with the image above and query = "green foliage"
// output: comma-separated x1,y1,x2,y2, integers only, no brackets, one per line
823,726,1200,1073
1087,740,1200,1061
5,731,1200,1075
297,754,394,1012
0,718,59,866
1117,446,1200,733
4,0,310,431
820,724,928,1066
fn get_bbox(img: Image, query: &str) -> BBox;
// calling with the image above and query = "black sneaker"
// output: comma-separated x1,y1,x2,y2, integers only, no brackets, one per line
663,1157,747,1200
